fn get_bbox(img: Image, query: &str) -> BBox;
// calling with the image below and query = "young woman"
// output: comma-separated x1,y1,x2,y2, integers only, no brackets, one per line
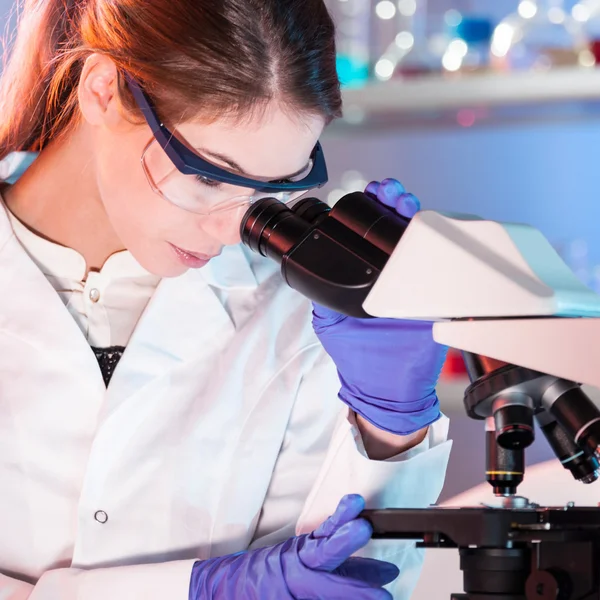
0,0,451,598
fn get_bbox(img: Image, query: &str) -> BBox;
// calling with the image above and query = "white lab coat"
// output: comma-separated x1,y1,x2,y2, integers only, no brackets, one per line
0,197,452,599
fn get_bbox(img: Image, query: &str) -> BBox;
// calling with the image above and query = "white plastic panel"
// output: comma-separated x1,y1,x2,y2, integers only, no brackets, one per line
363,211,600,320
433,318,600,389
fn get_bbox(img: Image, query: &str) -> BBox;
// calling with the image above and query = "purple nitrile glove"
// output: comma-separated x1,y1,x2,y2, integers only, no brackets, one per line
188,494,399,600
312,178,448,436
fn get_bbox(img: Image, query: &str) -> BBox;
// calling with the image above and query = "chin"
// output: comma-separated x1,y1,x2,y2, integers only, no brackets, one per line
131,250,190,278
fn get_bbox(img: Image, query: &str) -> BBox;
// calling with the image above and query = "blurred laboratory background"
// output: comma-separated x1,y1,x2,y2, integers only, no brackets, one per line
318,0,600,502
1,0,599,501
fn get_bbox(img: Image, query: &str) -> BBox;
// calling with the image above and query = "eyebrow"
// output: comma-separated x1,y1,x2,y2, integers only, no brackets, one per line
198,148,311,181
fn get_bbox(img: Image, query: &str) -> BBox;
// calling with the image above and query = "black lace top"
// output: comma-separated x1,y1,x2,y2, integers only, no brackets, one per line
91,346,126,386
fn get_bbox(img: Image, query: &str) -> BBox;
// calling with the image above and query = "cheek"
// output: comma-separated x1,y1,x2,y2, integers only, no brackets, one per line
95,131,154,223
199,206,245,246
93,131,188,274
92,130,244,275
98,132,182,238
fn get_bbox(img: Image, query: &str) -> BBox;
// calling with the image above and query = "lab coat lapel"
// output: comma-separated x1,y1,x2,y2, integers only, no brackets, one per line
0,204,105,395
103,245,258,411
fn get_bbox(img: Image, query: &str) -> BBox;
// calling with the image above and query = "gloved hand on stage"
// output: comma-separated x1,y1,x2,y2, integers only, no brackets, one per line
312,178,448,436
188,494,399,600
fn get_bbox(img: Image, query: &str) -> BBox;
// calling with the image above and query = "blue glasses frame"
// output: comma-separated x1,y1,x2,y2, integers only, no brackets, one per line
125,74,329,193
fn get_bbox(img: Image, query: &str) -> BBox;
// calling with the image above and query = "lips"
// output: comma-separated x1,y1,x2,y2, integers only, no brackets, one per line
172,245,214,261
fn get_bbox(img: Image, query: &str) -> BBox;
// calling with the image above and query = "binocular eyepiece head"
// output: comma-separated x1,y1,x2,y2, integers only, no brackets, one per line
240,192,411,318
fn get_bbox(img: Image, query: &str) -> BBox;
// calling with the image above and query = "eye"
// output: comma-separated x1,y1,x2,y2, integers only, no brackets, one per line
195,174,222,188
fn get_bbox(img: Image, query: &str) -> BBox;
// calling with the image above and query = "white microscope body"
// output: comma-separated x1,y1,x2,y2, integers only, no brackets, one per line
363,210,600,390
360,211,600,599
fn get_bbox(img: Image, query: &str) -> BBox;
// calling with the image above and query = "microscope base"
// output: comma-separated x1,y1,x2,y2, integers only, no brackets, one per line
361,506,600,600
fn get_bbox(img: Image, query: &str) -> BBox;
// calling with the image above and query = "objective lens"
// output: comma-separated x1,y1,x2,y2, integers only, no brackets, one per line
548,386,600,455
537,410,600,484
486,418,524,496
492,395,535,450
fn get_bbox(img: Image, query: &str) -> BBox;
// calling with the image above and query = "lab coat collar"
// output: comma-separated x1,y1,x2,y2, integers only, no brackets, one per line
0,199,259,411
100,268,238,416
100,246,262,415
0,199,106,396
100,244,259,409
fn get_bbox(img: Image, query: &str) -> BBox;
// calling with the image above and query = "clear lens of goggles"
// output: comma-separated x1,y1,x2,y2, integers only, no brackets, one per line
142,138,312,215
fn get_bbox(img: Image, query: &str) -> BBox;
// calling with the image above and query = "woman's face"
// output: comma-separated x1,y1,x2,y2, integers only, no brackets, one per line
91,87,325,278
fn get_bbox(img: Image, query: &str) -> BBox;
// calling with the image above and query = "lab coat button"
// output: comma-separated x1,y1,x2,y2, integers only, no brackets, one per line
94,510,108,524
89,288,101,303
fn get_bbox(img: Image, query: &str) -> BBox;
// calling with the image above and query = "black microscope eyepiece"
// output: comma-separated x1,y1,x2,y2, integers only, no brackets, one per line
240,192,411,318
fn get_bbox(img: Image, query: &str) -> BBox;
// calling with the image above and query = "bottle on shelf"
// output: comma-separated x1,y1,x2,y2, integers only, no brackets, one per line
573,0,600,64
371,0,403,69
374,0,441,82
329,0,371,88
490,0,591,71
441,349,468,381
442,13,494,75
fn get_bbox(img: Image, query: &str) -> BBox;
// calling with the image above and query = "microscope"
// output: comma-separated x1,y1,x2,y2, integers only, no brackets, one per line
241,192,600,600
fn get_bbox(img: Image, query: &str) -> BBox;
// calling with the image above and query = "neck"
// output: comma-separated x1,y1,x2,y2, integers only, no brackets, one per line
2,123,125,273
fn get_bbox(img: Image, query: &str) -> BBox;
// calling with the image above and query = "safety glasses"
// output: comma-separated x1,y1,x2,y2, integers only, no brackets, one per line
125,74,329,215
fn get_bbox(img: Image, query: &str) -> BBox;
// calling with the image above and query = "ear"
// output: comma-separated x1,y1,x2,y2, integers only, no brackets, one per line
78,54,131,131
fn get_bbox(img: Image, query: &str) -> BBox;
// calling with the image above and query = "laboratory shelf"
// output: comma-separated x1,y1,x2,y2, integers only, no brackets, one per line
330,67,600,132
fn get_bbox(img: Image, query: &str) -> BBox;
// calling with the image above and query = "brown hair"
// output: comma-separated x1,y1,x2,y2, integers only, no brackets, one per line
0,0,342,161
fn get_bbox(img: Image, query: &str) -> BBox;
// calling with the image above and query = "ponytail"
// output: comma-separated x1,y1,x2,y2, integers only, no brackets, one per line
0,0,86,161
